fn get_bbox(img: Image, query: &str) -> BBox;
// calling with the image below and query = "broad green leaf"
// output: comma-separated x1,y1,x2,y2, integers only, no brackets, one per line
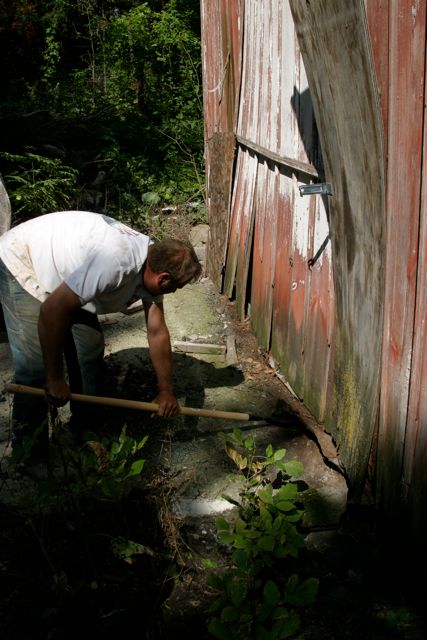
244,436,255,450
263,579,281,607
276,484,298,500
125,458,145,478
241,528,262,539
136,435,149,450
283,460,304,477
233,549,250,570
110,536,155,561
235,518,247,534
221,606,239,623
228,576,247,607
233,533,256,550
208,618,229,640
257,535,275,552
258,485,274,504
272,514,285,530
286,574,299,593
207,573,224,590
218,531,235,544
284,511,303,523
215,516,230,531
256,601,273,623
259,506,273,529
276,613,301,638
275,501,296,513
273,448,287,462
285,577,319,607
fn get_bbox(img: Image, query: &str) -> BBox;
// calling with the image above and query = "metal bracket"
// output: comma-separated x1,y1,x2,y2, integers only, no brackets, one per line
299,182,333,197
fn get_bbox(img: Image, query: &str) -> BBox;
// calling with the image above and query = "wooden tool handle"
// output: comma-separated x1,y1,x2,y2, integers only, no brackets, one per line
6,383,250,422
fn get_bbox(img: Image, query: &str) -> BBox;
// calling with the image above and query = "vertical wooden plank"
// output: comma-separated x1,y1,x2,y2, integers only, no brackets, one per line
223,149,258,307
365,0,390,151
289,0,386,495
200,0,242,289
222,0,244,130
237,0,258,141
302,196,334,421
205,133,236,289
200,0,226,136
377,0,426,513
257,0,271,148
285,180,310,392
250,162,278,349
271,168,295,370
223,149,246,297
279,1,299,160
405,71,427,563
235,153,258,319
269,0,280,153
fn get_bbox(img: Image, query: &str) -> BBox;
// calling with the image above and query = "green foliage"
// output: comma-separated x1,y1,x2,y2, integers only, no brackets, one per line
110,535,156,563
207,429,318,640
10,423,47,467
2,422,172,636
382,606,413,632
69,424,149,501
12,424,149,511
0,0,204,222
0,150,79,220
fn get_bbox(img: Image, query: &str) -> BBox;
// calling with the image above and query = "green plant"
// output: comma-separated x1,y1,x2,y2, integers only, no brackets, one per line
10,423,47,467
69,425,149,501
0,150,79,220
0,422,169,636
207,429,318,640
11,424,149,513
0,1,204,220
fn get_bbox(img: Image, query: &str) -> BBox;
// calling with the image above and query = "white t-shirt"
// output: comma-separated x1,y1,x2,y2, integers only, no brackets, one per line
0,210,162,314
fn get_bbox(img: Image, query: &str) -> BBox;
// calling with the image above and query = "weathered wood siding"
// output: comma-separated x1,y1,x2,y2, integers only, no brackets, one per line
200,0,427,565
287,0,385,495
221,0,334,428
200,0,242,288
365,0,427,554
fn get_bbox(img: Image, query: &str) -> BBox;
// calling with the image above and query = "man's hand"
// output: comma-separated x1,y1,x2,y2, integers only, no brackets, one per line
152,389,180,417
45,377,72,407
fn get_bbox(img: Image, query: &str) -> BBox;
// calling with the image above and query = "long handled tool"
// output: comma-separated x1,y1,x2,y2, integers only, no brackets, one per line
6,383,254,422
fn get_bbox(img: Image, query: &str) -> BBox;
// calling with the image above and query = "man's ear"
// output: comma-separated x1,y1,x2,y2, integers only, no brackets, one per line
158,272,172,286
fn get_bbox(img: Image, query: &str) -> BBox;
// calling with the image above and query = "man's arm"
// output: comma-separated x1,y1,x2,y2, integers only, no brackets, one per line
143,300,179,417
38,282,82,404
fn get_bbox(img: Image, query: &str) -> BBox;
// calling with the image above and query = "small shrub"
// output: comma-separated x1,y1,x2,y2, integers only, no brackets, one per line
207,428,319,640
67,425,149,502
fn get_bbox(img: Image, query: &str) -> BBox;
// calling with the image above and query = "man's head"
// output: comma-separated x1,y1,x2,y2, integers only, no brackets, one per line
144,238,202,295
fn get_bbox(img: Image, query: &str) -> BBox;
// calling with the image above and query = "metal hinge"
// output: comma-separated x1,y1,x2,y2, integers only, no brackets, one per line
299,182,333,197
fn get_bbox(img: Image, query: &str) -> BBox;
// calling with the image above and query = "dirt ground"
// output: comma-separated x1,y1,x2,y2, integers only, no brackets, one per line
0,268,426,639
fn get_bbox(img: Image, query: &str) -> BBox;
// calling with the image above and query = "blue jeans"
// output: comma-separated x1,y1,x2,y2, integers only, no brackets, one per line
0,258,105,444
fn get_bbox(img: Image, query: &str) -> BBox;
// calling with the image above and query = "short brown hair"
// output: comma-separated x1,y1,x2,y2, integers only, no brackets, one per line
148,238,202,285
